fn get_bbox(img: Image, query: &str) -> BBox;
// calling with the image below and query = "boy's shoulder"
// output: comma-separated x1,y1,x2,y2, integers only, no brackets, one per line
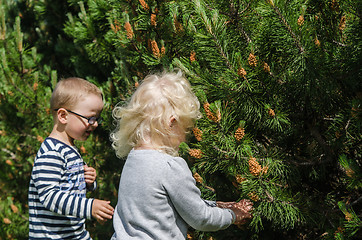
36,137,80,161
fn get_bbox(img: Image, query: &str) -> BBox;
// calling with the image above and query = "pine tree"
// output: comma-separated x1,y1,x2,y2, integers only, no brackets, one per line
1,0,361,239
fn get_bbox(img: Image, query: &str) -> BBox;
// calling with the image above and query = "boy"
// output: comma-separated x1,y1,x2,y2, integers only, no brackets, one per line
28,77,114,239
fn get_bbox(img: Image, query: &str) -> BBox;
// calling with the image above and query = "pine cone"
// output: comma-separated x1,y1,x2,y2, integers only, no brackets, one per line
248,53,257,67
249,157,262,176
234,127,245,141
189,149,203,159
193,127,202,141
315,37,321,47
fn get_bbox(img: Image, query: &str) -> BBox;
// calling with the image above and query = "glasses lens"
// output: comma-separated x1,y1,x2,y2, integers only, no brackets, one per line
89,117,102,125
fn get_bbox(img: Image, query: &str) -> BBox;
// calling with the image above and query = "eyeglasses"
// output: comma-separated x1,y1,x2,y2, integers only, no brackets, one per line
54,109,102,125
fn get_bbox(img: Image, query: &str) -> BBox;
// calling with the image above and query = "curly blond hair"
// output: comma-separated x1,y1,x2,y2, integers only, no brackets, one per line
110,70,201,158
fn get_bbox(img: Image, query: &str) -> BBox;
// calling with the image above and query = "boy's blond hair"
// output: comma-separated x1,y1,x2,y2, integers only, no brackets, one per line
111,70,201,158
50,77,103,116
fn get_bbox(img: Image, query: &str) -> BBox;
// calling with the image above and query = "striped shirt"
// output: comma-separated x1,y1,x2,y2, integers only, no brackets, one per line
28,137,95,239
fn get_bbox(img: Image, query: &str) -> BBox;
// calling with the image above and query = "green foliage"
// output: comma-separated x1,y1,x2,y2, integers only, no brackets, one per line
1,0,361,239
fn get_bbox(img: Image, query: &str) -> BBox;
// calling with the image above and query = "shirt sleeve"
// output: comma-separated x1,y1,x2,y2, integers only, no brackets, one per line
31,151,94,219
163,157,233,231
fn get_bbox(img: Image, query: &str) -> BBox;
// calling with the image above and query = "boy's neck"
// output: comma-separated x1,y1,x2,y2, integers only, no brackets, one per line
49,127,74,146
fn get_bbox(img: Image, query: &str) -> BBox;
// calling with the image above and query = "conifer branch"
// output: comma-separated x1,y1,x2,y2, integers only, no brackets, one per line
270,4,304,53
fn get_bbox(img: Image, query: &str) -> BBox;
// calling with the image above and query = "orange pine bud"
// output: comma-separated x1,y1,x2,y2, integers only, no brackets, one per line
10,204,18,214
248,192,259,202
151,14,157,27
297,15,304,26
193,172,203,183
139,0,149,10
190,51,196,63
192,128,202,141
234,128,245,141
3,218,11,224
203,103,221,123
150,40,160,58
248,53,257,67
36,135,44,143
237,67,247,77
33,82,38,91
189,149,203,159
268,108,275,117
263,62,271,73
124,22,134,39
249,157,262,176
235,174,246,184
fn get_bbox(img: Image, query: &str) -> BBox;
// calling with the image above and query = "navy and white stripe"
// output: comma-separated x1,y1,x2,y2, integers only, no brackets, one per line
29,137,94,239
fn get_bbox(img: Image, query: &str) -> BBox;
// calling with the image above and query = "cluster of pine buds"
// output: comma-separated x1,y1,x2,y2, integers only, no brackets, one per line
315,37,321,47
151,14,157,27
189,149,203,159
150,40,160,58
193,172,203,184
237,67,247,78
248,192,259,202
174,15,183,32
263,62,271,73
297,15,304,26
235,174,246,184
203,102,221,123
124,22,134,39
268,108,275,117
248,157,268,176
248,53,257,67
339,15,346,31
193,127,202,141
190,51,196,63
234,127,245,141
139,0,149,10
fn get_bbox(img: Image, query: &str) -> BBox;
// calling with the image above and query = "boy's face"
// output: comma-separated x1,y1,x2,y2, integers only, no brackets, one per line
64,93,104,144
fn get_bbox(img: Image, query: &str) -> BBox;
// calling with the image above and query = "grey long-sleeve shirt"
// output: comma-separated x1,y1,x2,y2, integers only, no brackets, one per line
111,149,234,240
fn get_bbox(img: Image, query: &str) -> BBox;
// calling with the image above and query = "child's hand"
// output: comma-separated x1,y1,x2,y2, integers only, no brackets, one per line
92,199,114,224
84,165,97,187
230,199,253,225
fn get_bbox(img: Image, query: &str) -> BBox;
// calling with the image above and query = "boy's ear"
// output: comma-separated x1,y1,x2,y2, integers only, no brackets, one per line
56,108,68,124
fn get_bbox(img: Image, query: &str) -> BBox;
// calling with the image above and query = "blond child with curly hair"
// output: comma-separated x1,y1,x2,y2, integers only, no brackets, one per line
110,70,252,239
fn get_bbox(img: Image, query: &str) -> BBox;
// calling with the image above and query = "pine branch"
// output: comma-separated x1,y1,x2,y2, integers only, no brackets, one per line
269,3,304,53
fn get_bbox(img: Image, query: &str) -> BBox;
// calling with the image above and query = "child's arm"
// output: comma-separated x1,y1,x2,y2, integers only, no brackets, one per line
32,152,93,220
